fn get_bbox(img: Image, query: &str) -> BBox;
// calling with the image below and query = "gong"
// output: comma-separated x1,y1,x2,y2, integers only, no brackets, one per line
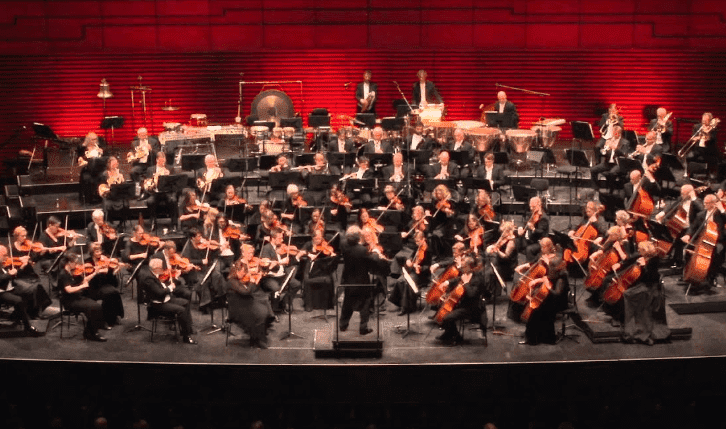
250,89,295,125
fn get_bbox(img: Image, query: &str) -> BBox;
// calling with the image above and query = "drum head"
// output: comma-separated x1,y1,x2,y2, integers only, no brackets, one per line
251,90,295,125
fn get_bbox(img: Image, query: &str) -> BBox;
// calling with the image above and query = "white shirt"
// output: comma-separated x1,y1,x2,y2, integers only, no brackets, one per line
498,102,505,113
419,83,427,107
411,134,423,150
152,272,172,304
1,268,14,292
338,139,347,152
363,83,370,100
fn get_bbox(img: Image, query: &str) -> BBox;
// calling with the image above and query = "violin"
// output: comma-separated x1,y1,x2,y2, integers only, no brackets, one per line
3,257,26,268
331,190,353,210
95,255,129,271
17,239,45,253
278,243,300,256
188,200,211,213
411,242,427,274
169,254,200,272
222,225,248,240
312,240,336,257
159,268,181,283
468,227,484,251
477,204,495,222
99,222,117,240
436,198,452,213
139,233,163,247
72,262,96,277
292,194,308,208
526,209,542,231
363,218,384,234
226,195,247,206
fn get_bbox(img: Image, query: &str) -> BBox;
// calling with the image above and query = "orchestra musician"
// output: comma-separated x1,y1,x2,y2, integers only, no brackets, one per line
455,214,485,255
648,107,673,152
150,241,196,298
430,184,458,256
687,112,719,166
363,127,393,154
624,159,660,209
405,122,434,152
297,229,337,312
377,185,406,212
86,242,125,327
280,184,307,233
124,224,165,265
143,258,197,345
490,91,519,129
445,128,475,178
128,127,159,184
471,189,498,242
565,201,606,265
381,152,411,184
392,205,428,277
57,253,107,342
655,184,702,269
99,156,128,220
342,156,374,207
516,237,568,345
355,70,378,114
590,125,629,185
681,193,725,289
144,151,177,225
427,151,459,180
329,184,353,231
412,69,443,108
339,226,385,335
0,244,43,336
259,228,302,314
37,216,78,281
595,103,625,162
269,154,292,173
484,220,518,297
219,183,248,213
388,230,430,316
178,189,205,234
226,255,275,349
182,227,227,312
630,131,663,168
86,209,119,256
327,128,355,153
196,154,224,195
475,153,505,192
517,196,549,263
77,131,105,204
585,225,631,306
435,255,488,345
307,208,326,237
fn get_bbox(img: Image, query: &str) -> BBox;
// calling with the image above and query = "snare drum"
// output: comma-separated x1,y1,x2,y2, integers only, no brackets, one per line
468,127,502,152
505,129,536,153
531,125,561,148
190,114,207,127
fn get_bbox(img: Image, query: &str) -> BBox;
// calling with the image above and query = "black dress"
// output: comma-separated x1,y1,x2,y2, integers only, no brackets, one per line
227,277,274,343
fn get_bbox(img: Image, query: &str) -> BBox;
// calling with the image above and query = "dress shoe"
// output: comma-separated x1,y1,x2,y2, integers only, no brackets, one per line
359,327,373,335
83,331,107,342
24,326,44,337
256,339,269,349
436,332,452,341
182,336,198,345
339,325,348,332
101,323,113,330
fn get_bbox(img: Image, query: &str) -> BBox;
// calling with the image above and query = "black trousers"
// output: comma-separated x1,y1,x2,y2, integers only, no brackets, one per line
151,297,192,337
0,290,31,329
63,297,104,335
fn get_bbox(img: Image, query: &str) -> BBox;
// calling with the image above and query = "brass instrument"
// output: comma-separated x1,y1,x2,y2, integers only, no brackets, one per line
98,171,124,198
126,144,150,163
360,91,376,113
655,111,673,133
599,107,621,138
196,166,223,192
677,117,720,159
143,166,169,192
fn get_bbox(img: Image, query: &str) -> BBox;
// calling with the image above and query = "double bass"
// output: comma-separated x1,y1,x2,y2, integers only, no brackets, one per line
683,217,719,284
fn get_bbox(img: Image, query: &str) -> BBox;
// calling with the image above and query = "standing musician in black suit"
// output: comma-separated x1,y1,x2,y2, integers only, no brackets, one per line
595,103,625,163
143,258,197,344
339,226,385,335
492,91,519,129
355,70,378,115
517,196,550,263
328,128,355,153
412,69,443,108
0,245,42,336
681,193,726,289
363,127,393,154
648,107,673,153
475,153,505,192
435,255,488,345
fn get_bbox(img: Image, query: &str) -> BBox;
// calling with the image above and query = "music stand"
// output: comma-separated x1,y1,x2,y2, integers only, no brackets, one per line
448,151,473,168
308,174,341,191
32,122,60,141
211,175,243,195
512,185,537,203
402,149,432,166
258,154,279,171
253,121,276,131
423,179,456,193
327,152,357,168
564,149,590,219
280,117,302,130
598,192,625,223
308,114,330,128
463,178,493,192
157,174,188,195
225,157,258,172
295,153,316,166
355,113,376,129
100,116,124,145
181,154,206,172
278,268,303,341
394,267,421,338
269,171,303,189
570,121,595,142
396,103,412,118
617,157,643,175
344,178,375,193
370,210,403,229
381,117,405,132
493,152,509,165
366,153,393,169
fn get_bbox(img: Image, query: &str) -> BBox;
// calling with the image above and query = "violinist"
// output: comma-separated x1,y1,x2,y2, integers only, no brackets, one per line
144,152,177,224
11,226,53,318
388,230,430,316
430,184,457,256
516,237,568,345
517,196,549,263
475,153,505,192
687,112,719,165
220,184,247,208
125,224,165,264
259,229,302,314
381,152,410,184
435,256,487,345
196,154,224,195
655,184,702,269
590,125,629,184
178,189,204,234
648,107,673,152
86,209,118,255
564,201,606,266
471,189,498,243
483,220,518,297
455,214,485,255
213,213,242,263
595,103,624,162
358,208,384,236
269,154,292,173
281,184,307,233
77,131,105,204
182,228,227,312
150,241,194,300
37,216,78,277
427,151,459,180
307,208,326,236
142,258,197,345
329,184,352,231
86,243,125,327
377,185,406,211
128,127,158,184
297,229,337,312
681,193,725,289
57,253,107,341
0,245,43,335
226,259,274,349
391,205,429,278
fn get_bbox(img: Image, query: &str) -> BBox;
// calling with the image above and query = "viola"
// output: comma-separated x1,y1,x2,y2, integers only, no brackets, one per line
188,201,210,213
436,199,452,212
526,209,542,231
222,225,244,240
363,218,384,234
72,262,96,276
510,260,547,304
331,190,353,209
226,195,247,206
139,233,162,247
95,255,129,271
99,222,117,239
17,239,45,253
426,264,459,304
278,243,300,256
469,227,484,251
292,194,308,208
159,268,181,282
3,257,26,268
313,241,336,257
169,254,200,271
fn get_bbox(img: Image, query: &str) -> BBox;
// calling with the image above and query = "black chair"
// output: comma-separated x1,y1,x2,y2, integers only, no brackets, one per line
58,299,86,340
136,274,180,342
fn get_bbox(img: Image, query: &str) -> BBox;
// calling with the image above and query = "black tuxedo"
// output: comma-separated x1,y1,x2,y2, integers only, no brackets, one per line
519,213,550,263
412,80,443,107
474,164,505,190
0,268,33,330
427,161,459,179
339,241,386,333
363,140,393,154
355,81,378,114
132,136,161,154
597,113,624,136
327,138,355,153
140,267,193,337
685,209,726,282
688,123,719,165
648,118,673,151
381,164,412,184
591,137,631,182
493,101,519,128
406,133,434,152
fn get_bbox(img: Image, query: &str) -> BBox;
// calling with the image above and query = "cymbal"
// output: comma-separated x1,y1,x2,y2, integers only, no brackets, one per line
161,106,180,111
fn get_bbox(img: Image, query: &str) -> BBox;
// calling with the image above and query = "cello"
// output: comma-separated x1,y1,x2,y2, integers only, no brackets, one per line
563,205,604,264
626,158,660,218
510,260,547,304
602,259,643,305
584,239,625,292
434,283,466,324
683,218,719,284
426,264,459,304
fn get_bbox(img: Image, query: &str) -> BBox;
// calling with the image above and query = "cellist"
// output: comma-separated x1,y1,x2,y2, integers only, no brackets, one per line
434,256,487,345
654,184,702,269
681,193,725,289
584,226,630,306
516,196,549,263
624,157,660,217
388,230,430,316
564,201,606,267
